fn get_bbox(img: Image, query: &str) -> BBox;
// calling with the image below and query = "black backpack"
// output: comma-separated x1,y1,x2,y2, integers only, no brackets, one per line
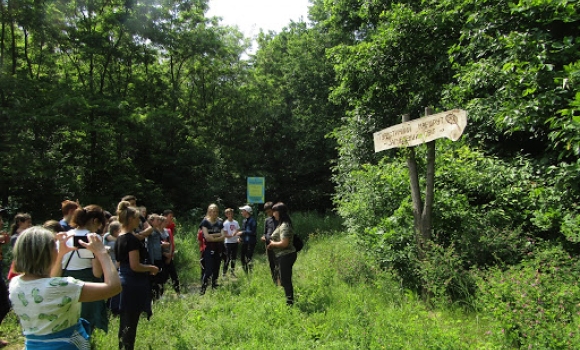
293,235,304,252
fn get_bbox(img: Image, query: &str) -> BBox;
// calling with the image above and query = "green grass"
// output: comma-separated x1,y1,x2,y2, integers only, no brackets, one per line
0,214,499,349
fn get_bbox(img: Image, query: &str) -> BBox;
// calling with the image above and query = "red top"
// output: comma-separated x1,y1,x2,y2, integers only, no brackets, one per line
168,229,175,257
166,222,176,255
197,229,205,252
166,222,176,236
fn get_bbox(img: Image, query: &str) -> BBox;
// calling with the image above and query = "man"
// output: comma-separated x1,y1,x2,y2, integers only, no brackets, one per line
59,200,79,232
261,202,279,284
162,209,181,294
164,209,176,236
238,205,257,274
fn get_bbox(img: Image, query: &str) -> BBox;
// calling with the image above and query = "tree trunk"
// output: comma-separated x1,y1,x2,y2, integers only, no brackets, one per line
402,114,424,259
404,107,435,260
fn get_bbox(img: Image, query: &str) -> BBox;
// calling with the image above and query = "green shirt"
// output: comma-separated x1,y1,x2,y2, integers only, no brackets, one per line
270,222,296,257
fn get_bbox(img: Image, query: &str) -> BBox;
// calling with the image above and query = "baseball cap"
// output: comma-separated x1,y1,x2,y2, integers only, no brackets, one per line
239,205,252,214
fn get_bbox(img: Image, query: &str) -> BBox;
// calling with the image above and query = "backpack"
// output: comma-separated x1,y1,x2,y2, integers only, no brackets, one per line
293,234,304,252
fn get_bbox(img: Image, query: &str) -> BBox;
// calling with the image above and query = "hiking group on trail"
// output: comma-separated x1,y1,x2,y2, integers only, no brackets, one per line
0,197,299,349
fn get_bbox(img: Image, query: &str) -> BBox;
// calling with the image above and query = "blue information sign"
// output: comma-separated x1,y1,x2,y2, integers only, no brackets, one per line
247,177,265,204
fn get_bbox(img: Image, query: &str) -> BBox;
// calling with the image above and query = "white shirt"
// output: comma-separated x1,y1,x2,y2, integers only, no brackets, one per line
9,276,84,335
223,219,240,244
60,228,101,270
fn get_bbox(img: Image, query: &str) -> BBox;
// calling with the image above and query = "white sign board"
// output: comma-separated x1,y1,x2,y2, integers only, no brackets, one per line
373,109,467,152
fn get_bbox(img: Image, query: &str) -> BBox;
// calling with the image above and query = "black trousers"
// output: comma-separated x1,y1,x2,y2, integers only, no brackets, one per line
223,243,238,274
266,248,278,284
202,248,221,286
118,310,140,350
150,259,165,300
240,242,256,274
164,259,180,294
0,275,9,324
278,252,297,305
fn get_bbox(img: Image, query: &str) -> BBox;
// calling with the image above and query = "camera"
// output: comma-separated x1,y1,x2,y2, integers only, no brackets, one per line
73,235,89,248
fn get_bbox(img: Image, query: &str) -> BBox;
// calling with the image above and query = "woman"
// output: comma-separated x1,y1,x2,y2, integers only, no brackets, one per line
199,203,225,295
115,201,158,350
9,226,121,349
146,214,166,300
7,213,33,281
103,220,121,264
9,212,32,247
0,212,10,278
55,205,109,335
267,202,297,305
0,211,10,348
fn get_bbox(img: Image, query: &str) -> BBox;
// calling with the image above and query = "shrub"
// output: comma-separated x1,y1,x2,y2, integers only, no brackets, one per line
334,140,579,304
477,245,580,348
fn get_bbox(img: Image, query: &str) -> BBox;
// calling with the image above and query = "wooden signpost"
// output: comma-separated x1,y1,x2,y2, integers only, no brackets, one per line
373,108,467,264
373,109,467,153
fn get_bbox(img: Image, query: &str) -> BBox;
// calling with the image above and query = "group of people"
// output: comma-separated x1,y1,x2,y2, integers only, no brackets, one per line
0,198,299,349
0,196,180,349
197,201,298,306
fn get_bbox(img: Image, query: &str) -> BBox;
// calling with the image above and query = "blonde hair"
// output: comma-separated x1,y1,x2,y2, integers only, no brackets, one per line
116,201,140,226
206,203,219,217
224,208,234,215
13,226,55,276
42,220,63,233
108,221,121,235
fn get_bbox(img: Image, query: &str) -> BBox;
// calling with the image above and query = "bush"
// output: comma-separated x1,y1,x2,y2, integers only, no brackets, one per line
334,140,579,304
477,245,580,349
420,242,478,307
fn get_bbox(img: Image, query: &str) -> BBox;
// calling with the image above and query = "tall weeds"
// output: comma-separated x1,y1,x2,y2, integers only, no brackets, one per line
1,214,496,349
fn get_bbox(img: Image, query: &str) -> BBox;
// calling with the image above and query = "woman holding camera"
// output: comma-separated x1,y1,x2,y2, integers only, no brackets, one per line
10,226,121,349
53,204,109,335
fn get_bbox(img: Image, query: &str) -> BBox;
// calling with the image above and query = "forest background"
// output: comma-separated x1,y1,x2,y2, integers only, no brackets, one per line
2,0,580,348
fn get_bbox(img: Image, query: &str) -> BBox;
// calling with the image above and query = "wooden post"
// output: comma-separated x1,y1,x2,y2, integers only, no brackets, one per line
404,108,435,261
422,107,435,251
402,113,423,259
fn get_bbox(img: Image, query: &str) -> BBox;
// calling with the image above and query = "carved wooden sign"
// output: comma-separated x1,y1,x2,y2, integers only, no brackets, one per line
373,109,467,152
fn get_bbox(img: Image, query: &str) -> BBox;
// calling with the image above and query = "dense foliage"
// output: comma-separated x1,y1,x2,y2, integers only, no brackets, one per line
1,221,498,349
0,0,340,218
326,0,580,346
3,0,580,347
